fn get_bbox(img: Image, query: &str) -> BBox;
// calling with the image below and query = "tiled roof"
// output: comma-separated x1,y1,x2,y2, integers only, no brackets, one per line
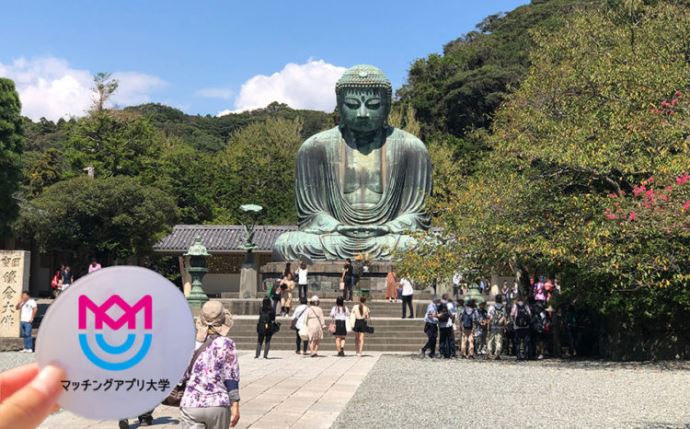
153,225,297,253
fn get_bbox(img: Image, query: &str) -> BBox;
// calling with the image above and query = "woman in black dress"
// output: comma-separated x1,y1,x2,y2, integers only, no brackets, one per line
329,296,350,356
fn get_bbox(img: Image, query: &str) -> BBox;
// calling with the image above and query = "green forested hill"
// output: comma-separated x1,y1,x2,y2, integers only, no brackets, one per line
398,0,599,139
122,102,333,151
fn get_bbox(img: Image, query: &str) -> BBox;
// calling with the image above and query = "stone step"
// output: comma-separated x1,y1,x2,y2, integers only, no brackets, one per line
230,316,429,325
220,291,438,300
229,316,432,352
221,299,434,317
231,335,425,345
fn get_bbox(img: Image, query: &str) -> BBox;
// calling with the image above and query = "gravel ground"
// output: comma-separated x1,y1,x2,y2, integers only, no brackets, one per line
332,355,690,429
0,351,36,372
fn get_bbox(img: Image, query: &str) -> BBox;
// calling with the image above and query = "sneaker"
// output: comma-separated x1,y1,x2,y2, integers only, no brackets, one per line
537,354,544,360
419,348,426,358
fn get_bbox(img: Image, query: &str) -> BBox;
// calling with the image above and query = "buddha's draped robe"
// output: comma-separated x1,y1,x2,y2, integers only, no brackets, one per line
273,126,431,260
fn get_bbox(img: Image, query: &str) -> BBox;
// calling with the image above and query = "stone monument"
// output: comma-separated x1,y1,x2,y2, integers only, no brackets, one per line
239,204,263,298
273,65,432,261
0,250,30,337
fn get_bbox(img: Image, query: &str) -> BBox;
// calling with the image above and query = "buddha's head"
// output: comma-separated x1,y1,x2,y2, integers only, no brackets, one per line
336,65,392,133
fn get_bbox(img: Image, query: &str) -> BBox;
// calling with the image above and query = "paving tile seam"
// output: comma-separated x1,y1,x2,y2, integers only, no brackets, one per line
287,356,356,428
245,360,331,428
243,365,305,404
291,355,380,429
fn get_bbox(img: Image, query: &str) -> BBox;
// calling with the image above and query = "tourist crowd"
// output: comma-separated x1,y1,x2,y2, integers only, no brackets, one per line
418,274,578,360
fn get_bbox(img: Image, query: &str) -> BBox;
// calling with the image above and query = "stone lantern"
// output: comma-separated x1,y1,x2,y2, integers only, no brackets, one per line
185,235,210,308
464,282,485,305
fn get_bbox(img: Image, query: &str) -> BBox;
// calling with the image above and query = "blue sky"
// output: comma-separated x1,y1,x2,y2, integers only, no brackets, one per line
0,0,529,120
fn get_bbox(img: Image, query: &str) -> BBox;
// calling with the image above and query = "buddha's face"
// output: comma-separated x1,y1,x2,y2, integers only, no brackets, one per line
339,88,389,133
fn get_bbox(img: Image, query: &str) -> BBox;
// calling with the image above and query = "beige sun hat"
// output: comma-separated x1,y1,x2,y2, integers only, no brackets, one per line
195,300,233,342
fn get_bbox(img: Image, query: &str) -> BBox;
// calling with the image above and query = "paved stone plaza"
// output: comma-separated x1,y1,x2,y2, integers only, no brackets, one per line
334,356,690,429
0,351,379,429
1,352,689,428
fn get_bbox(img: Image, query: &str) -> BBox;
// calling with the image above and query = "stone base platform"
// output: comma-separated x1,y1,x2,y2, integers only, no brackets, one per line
260,260,395,297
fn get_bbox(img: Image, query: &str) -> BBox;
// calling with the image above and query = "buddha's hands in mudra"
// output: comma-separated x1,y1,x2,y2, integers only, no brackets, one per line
336,224,391,238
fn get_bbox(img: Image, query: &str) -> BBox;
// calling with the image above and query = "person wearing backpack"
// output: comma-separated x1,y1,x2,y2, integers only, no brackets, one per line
459,300,478,359
255,297,276,359
532,301,549,360
475,301,489,356
487,294,507,360
511,296,532,360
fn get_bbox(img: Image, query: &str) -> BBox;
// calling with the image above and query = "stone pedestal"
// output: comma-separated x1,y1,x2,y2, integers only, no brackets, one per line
239,263,258,298
261,260,394,296
0,250,30,338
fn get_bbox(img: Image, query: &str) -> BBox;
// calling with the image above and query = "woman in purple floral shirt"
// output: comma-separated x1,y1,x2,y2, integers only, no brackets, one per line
181,301,240,428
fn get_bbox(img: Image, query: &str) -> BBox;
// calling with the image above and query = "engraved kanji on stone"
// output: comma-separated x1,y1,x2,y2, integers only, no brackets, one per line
1,286,16,301
0,313,14,326
2,271,17,284
1,301,13,314
0,257,9,267
10,257,20,267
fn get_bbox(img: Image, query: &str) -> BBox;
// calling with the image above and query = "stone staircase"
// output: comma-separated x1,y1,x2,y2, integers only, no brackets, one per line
222,299,432,353
228,316,427,353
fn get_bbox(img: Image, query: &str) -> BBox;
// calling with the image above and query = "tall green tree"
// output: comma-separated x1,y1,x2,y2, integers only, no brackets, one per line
0,78,24,235
16,176,177,263
214,118,303,224
91,72,119,113
63,110,162,178
401,2,690,358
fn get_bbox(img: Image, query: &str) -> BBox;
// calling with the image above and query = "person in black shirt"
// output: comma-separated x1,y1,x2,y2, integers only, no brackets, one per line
256,297,276,359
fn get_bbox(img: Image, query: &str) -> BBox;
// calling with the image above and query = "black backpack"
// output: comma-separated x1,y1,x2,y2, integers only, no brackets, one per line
515,304,531,328
461,310,474,330
491,305,506,328
437,304,450,323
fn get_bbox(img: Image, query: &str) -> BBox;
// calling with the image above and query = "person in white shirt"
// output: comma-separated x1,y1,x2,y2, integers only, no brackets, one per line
452,272,462,299
292,297,309,355
15,292,37,353
400,277,414,319
297,262,309,301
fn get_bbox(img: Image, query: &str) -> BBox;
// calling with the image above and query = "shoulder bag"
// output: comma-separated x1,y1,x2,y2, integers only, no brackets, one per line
162,336,215,407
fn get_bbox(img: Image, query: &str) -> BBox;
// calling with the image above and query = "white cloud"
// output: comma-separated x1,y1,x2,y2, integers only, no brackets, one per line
195,87,234,100
0,57,166,121
219,59,346,116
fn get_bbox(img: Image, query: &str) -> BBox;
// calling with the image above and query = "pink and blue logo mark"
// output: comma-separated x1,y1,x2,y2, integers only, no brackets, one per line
78,295,152,371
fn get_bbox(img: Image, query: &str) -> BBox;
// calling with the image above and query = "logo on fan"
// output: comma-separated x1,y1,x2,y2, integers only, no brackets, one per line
78,295,152,371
